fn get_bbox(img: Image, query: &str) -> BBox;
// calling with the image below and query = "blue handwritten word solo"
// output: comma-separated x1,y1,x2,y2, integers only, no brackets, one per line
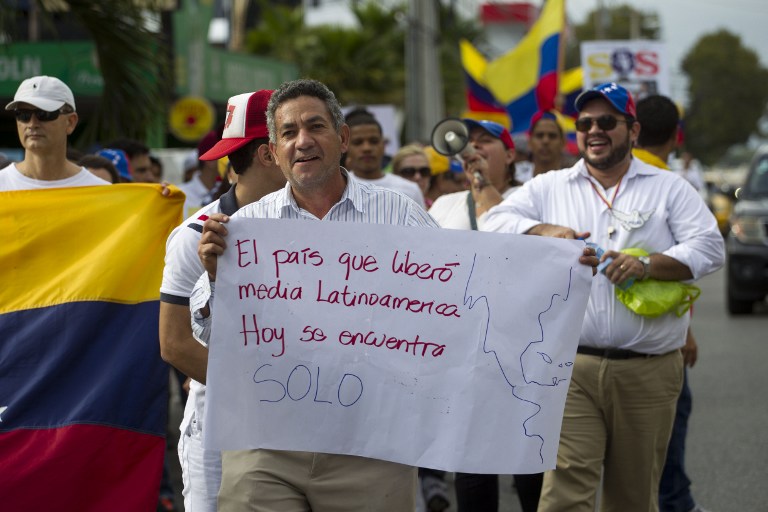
252,364,363,407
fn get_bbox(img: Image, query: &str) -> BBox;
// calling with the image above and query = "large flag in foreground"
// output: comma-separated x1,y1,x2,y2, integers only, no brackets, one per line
485,0,565,134
0,185,184,510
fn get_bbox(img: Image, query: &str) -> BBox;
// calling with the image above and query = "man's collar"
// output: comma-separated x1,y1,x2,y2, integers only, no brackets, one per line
632,147,670,170
275,167,364,217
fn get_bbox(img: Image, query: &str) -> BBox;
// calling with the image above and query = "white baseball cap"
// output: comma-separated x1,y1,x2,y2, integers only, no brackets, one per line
5,75,76,112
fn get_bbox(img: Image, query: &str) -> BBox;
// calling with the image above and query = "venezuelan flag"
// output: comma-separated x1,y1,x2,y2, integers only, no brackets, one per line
559,66,583,118
460,39,511,129
0,185,184,510
485,0,565,134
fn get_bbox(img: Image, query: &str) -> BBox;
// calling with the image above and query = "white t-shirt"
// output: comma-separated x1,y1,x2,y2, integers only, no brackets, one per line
429,187,517,231
160,184,240,439
351,172,426,209
0,163,109,191
178,171,216,219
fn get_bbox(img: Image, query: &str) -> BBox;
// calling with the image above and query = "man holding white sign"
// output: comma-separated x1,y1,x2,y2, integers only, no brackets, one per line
484,83,724,512
192,79,437,511
192,79,599,512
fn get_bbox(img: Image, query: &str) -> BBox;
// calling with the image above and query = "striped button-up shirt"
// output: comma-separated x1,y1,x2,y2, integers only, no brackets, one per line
191,169,438,343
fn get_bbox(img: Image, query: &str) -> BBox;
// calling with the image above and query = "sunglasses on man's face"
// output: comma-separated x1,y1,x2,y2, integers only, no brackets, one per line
398,166,431,178
575,115,628,133
13,109,68,123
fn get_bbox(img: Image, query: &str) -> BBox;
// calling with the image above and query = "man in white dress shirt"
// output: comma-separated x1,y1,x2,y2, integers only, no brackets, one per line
191,79,437,512
483,83,725,512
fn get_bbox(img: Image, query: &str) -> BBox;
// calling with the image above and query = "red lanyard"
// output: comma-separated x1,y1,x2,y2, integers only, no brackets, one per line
587,175,623,210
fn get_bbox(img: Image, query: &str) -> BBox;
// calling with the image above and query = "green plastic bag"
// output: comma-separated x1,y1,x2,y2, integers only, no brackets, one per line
614,248,701,318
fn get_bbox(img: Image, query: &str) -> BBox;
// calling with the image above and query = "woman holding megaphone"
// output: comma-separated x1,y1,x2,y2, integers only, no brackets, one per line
428,118,538,512
428,118,519,231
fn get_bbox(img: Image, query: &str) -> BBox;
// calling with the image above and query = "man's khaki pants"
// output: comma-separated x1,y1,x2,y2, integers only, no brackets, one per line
217,449,416,511
538,350,683,512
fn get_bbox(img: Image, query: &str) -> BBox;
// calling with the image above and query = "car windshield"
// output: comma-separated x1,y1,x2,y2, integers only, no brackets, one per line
745,155,768,196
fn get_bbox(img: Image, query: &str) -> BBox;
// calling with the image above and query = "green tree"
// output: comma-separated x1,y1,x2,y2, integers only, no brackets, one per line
245,1,480,125
682,30,768,164
0,1,170,147
565,4,660,69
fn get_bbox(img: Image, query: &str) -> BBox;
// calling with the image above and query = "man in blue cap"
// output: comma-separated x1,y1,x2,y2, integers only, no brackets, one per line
482,83,725,511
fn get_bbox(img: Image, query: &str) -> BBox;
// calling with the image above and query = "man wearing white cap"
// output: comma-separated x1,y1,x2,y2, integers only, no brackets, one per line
0,75,108,190
159,89,285,512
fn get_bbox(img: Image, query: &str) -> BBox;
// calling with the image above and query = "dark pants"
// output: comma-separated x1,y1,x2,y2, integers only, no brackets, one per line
455,473,497,512
454,473,541,512
659,369,696,512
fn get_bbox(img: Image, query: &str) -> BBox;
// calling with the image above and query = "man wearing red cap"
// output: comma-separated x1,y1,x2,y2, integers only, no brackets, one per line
159,89,285,512
483,83,724,511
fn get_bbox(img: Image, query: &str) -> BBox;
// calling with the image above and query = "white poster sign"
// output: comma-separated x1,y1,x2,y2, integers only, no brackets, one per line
205,218,592,473
581,40,669,100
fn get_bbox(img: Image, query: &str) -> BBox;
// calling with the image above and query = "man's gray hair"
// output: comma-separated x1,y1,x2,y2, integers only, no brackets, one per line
266,79,345,144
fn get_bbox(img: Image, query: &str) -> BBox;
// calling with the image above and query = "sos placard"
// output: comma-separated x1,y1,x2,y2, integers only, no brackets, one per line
581,41,669,100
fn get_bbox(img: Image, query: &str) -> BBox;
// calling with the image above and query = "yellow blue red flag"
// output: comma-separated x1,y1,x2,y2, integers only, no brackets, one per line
485,0,565,134
460,39,511,129
0,184,184,510
559,66,583,118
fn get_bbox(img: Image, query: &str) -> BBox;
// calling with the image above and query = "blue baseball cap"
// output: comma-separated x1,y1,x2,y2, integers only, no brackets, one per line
97,148,132,181
462,119,516,150
575,82,636,118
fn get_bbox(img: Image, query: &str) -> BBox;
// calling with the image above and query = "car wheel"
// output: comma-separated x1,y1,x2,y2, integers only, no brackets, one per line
727,290,753,315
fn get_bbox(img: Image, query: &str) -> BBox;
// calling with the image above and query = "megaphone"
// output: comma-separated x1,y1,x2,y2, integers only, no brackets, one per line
431,118,474,158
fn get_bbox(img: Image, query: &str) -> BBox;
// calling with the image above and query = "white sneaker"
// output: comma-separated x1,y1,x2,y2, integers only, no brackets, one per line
420,474,450,512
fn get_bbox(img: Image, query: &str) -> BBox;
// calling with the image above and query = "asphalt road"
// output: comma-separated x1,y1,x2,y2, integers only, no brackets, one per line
680,268,768,510
166,268,768,511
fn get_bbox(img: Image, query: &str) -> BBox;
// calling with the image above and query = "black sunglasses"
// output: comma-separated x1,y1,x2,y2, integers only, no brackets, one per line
13,109,69,123
398,166,431,178
575,115,628,133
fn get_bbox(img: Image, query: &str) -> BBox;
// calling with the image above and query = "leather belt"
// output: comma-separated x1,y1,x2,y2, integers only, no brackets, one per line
576,345,659,360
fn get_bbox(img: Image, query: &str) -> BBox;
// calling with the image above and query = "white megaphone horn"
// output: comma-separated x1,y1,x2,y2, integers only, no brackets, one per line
430,118,474,158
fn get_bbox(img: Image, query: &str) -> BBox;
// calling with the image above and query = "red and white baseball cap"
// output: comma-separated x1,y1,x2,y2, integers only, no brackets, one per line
200,89,273,161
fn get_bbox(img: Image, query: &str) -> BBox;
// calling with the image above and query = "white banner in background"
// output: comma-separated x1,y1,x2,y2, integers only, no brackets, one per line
205,218,592,473
581,40,669,100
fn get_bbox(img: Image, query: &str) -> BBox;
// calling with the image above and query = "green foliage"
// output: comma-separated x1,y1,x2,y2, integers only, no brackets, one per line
565,4,660,68
244,1,480,120
0,1,171,147
682,30,768,165
65,1,170,147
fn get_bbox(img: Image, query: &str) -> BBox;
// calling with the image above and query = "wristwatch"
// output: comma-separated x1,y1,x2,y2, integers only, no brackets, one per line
638,256,651,280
